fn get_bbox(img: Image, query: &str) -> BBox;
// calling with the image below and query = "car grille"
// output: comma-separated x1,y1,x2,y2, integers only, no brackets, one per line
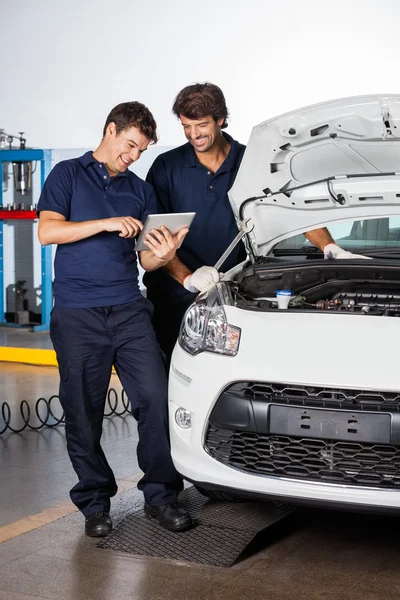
205,427,400,488
238,382,400,412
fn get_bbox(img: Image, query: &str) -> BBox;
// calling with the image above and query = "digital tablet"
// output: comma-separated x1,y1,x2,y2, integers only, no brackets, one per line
134,212,196,251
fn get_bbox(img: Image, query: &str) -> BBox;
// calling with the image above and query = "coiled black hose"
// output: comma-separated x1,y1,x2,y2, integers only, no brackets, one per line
0,388,130,434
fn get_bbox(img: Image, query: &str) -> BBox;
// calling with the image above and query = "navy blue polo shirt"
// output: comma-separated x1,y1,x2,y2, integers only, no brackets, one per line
143,133,246,296
37,151,156,308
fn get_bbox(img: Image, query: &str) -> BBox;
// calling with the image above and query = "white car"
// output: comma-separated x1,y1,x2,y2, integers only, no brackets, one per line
169,95,400,512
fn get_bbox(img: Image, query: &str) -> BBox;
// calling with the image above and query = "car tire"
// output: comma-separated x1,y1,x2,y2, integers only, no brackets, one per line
194,485,241,502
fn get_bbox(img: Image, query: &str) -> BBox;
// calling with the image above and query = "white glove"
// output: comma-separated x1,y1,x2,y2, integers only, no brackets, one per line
324,243,371,260
183,266,220,293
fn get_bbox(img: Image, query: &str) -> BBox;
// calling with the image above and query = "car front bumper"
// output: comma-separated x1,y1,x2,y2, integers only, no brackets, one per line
169,306,400,511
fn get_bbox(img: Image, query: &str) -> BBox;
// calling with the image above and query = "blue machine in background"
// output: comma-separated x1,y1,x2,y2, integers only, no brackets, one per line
0,131,52,331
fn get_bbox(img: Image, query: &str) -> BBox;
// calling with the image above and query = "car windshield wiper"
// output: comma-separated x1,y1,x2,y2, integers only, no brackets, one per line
273,247,322,257
360,248,400,258
273,247,400,258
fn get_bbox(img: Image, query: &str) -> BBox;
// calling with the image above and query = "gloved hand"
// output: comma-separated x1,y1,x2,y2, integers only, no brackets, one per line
324,243,371,260
183,266,220,293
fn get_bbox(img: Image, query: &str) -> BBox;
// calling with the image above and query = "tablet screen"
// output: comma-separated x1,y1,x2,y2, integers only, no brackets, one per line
134,212,196,251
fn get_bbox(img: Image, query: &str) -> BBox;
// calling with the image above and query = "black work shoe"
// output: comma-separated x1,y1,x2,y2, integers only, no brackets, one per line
144,502,194,532
85,511,112,537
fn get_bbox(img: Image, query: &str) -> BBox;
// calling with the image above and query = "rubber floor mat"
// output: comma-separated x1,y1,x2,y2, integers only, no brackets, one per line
97,486,294,567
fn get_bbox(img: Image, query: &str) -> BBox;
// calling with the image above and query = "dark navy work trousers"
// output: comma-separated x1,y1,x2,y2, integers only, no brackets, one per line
50,298,183,517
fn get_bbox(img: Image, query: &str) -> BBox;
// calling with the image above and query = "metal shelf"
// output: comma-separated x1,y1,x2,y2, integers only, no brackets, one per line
0,148,52,331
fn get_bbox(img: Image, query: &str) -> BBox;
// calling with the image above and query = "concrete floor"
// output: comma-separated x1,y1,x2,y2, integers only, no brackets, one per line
2,366,400,599
0,328,53,350
1,362,123,409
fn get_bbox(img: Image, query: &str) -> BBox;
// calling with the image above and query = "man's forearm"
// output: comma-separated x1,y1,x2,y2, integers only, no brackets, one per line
163,255,191,285
304,227,334,251
38,219,106,246
140,253,190,282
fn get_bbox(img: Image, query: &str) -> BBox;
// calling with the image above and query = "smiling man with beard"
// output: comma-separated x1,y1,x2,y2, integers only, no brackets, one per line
144,83,247,368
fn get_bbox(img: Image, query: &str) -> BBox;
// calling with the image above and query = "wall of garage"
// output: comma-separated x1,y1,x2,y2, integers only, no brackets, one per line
1,0,400,150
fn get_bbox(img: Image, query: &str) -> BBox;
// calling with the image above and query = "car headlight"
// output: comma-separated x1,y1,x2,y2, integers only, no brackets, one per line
179,283,241,356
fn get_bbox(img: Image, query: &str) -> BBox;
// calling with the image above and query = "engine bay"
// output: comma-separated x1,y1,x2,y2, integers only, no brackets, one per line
232,259,400,316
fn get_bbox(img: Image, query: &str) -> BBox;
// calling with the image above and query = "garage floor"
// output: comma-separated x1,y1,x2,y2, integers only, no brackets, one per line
2,365,400,599
0,328,54,350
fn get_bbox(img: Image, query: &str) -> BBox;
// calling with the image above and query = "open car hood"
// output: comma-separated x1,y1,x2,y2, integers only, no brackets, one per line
228,95,400,256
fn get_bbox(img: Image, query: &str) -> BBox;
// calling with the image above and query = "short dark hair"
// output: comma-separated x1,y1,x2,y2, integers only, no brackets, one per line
172,83,229,129
103,101,158,143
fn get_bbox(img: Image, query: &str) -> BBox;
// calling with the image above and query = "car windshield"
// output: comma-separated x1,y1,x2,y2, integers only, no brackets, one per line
274,217,400,254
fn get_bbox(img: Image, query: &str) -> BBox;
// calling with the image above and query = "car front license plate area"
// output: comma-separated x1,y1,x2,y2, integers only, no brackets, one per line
269,405,391,444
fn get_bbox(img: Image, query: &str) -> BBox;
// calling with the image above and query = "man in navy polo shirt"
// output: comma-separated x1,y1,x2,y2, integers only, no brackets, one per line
144,83,348,368
144,84,247,367
37,101,194,536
